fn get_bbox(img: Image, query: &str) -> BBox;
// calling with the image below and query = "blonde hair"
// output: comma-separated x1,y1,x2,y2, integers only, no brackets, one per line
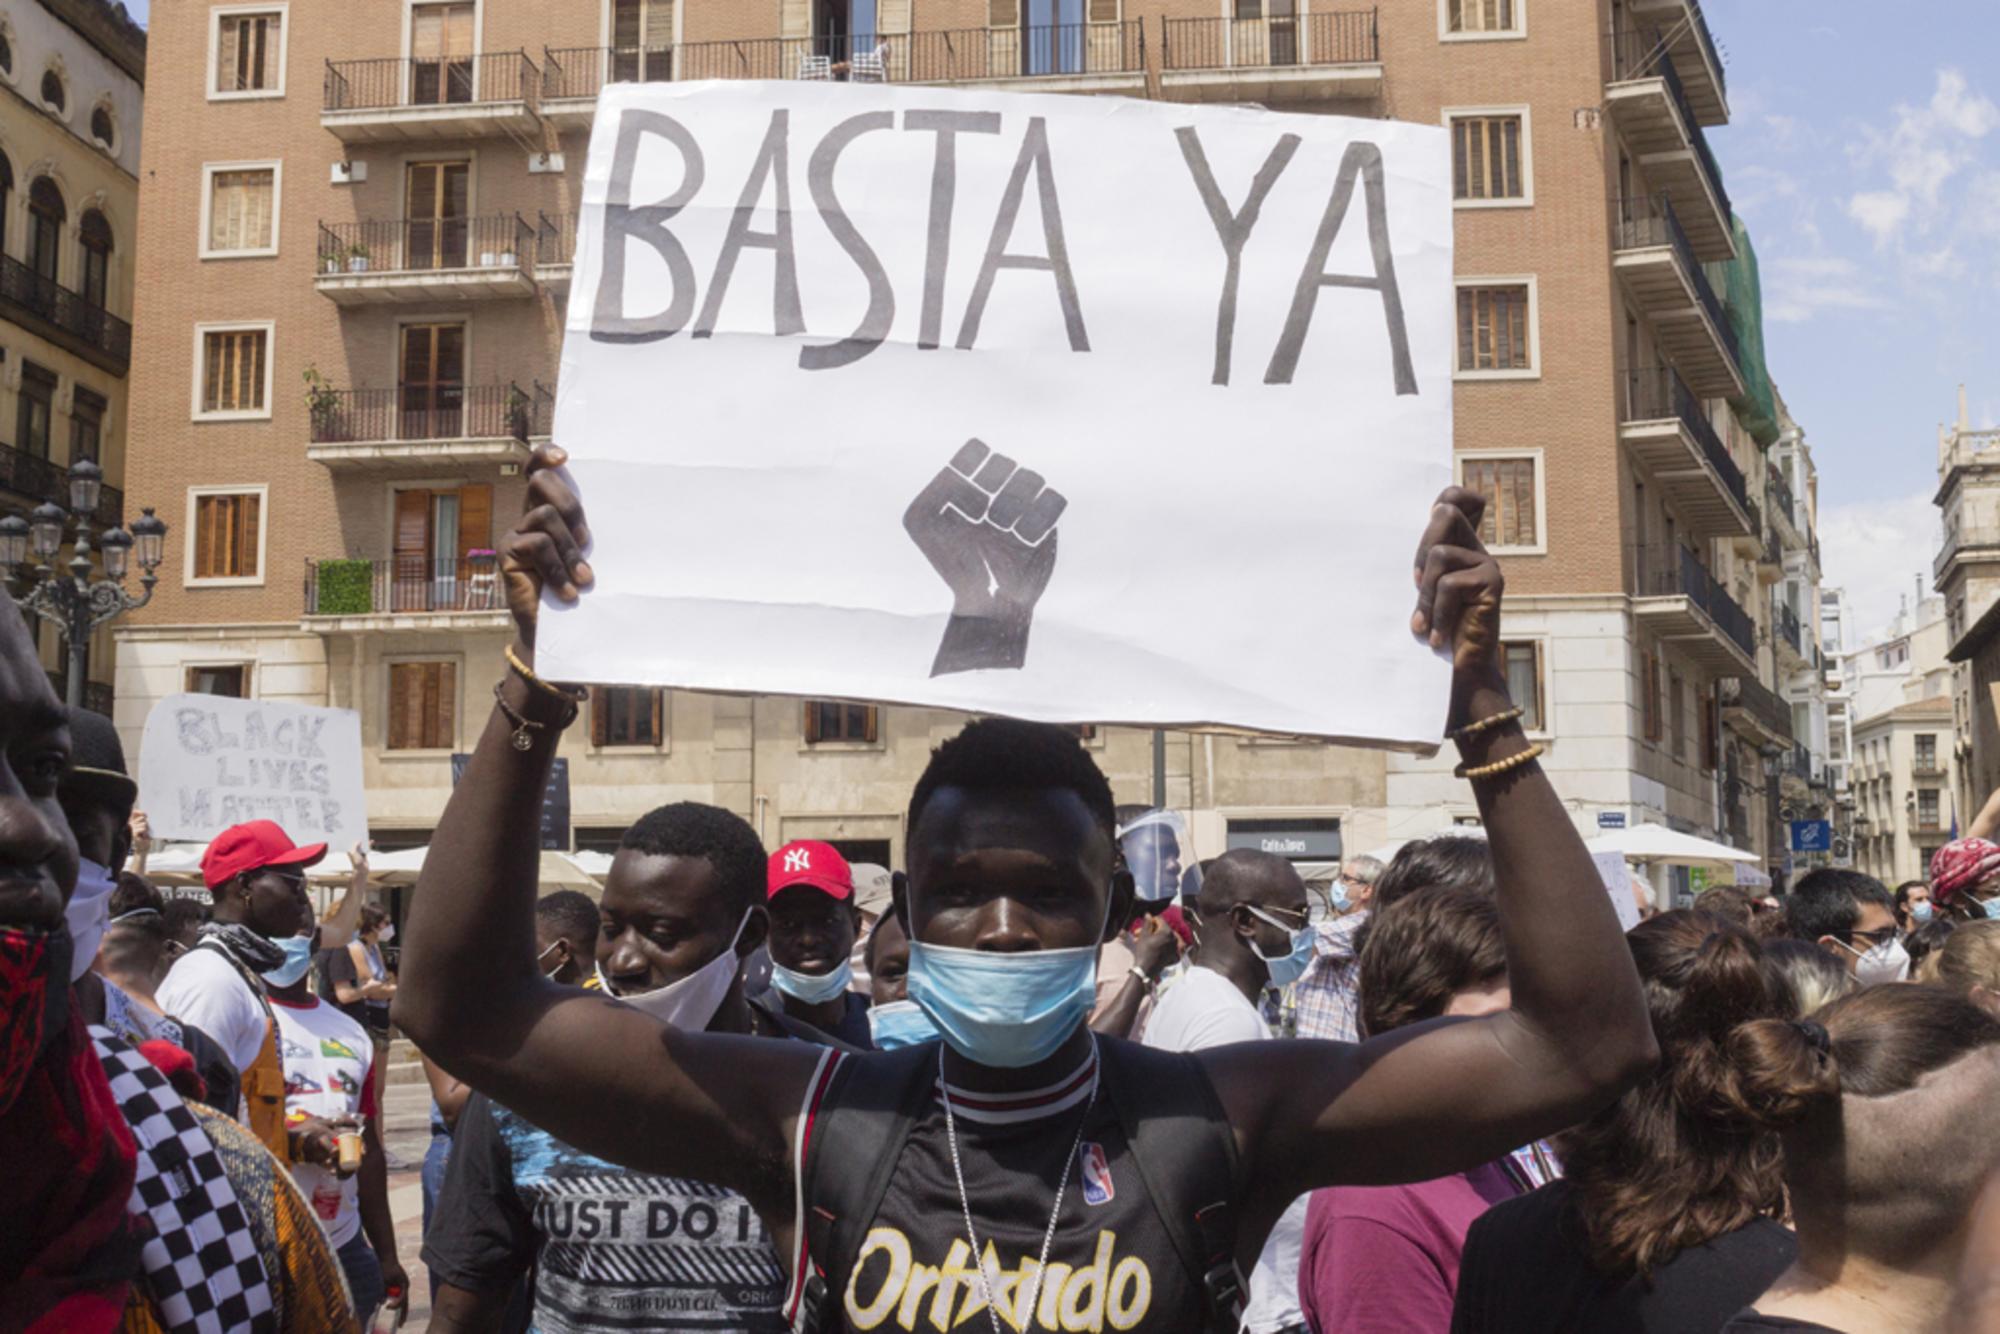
1936,920,2000,994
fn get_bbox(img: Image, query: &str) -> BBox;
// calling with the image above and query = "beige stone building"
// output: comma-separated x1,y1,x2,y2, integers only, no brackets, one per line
1850,696,1956,887
0,0,143,707
119,0,1819,879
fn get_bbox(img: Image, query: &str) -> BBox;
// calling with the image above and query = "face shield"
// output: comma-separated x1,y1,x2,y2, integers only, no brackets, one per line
1116,809,1198,908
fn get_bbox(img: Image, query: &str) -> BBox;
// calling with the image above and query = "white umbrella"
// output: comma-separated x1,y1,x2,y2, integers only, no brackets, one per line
1585,824,1757,865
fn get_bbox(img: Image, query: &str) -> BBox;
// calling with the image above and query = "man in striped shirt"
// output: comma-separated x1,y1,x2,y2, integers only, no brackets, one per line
1290,857,1381,1042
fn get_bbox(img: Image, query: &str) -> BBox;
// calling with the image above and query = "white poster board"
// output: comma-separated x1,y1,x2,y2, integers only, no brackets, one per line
137,695,368,848
1594,851,1643,933
540,82,1455,744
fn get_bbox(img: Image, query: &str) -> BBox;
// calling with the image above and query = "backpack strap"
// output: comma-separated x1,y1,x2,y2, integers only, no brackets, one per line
794,1041,940,1333
1095,1036,1245,1334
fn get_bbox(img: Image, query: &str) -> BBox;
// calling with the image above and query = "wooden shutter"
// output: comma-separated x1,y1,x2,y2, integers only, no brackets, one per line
990,0,1019,27
803,700,821,743
210,169,273,251
217,17,239,90
1701,696,1718,771
650,690,664,745
591,687,609,746
388,663,417,749
863,706,880,744
394,490,431,565
781,0,811,39
455,484,492,565
1088,0,1119,19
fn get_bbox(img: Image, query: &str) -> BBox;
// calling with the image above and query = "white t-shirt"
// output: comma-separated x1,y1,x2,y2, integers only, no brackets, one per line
1142,964,1308,1334
157,947,268,1073
268,994,376,1248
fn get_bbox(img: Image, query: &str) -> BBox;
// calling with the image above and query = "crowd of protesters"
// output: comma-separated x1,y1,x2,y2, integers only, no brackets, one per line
16,473,2000,1333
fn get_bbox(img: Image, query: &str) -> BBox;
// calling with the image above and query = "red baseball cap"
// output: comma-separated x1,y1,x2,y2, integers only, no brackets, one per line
201,820,328,890
767,840,853,901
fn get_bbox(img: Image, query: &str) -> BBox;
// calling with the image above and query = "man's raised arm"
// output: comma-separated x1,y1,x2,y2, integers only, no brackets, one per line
1206,489,1657,1206
392,445,819,1207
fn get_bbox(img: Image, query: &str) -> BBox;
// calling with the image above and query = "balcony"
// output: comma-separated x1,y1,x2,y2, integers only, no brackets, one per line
1604,27,1734,260
1774,602,1809,668
0,254,131,376
1162,11,1380,102
1913,761,1948,780
0,440,121,527
1935,523,2000,585
321,51,541,143
1611,196,1741,397
1626,0,1727,124
1719,673,1793,748
534,213,575,293
1766,465,1800,543
1620,367,1752,539
305,382,535,471
545,23,1148,107
303,554,509,633
315,216,536,305
1633,542,1756,673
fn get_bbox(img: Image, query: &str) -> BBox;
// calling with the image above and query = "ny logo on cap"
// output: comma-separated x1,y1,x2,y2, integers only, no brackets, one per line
784,848,812,873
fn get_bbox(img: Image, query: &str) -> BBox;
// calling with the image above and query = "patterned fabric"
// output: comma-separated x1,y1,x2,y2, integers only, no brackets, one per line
101,977,187,1051
1291,911,1369,1042
195,923,289,976
187,1103,359,1333
1930,838,2000,904
90,1026,275,1334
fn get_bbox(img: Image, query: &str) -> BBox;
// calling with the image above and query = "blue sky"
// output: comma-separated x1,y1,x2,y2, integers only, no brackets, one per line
119,0,1974,639
1712,0,2000,642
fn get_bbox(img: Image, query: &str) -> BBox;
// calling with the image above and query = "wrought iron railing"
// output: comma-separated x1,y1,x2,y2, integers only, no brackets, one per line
1719,674,1793,740
0,440,119,526
1163,9,1377,70
323,50,540,113
0,254,131,372
1608,26,1732,224
305,555,507,617
543,44,674,99
1622,366,1748,516
1634,542,1756,658
1766,466,1797,532
1775,602,1804,657
307,383,531,446
1611,195,1739,367
536,212,576,268
316,215,533,279
530,381,556,438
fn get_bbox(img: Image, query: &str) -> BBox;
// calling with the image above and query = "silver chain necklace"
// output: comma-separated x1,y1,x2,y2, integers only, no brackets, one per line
939,1037,1099,1334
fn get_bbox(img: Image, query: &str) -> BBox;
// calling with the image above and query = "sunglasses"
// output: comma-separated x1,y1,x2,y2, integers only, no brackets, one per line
1843,925,1899,951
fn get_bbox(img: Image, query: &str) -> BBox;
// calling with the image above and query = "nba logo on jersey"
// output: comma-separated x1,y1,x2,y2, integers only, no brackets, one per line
1078,1142,1115,1206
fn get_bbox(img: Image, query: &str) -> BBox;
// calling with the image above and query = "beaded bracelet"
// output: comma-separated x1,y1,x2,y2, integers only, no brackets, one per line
1449,706,1524,743
1453,742,1546,782
506,644,587,703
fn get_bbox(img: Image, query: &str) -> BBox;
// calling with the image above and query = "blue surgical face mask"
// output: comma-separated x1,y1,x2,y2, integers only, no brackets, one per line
1910,900,1935,924
261,934,316,988
906,940,1099,1069
1245,905,1315,987
1982,895,2000,921
771,955,853,1004
867,998,939,1050
1328,886,1352,916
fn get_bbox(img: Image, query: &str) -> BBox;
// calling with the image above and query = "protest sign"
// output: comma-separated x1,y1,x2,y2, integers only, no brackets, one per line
137,695,368,847
539,82,1455,744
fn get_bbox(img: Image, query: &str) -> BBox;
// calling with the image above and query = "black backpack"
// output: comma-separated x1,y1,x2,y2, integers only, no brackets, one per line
795,1036,1244,1333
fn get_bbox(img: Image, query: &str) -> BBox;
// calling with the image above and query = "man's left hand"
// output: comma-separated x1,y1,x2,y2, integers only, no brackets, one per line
379,1256,410,1311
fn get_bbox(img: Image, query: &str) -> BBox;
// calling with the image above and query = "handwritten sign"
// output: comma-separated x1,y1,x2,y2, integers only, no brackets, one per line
538,82,1455,746
137,695,367,847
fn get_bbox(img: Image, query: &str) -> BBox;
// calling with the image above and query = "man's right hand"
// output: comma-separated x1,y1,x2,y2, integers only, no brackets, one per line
289,1116,343,1171
1131,915,1181,978
500,444,594,656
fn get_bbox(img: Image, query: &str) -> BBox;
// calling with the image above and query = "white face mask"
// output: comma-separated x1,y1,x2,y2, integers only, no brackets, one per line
1845,934,1911,986
595,909,752,1031
65,858,118,983
377,924,395,943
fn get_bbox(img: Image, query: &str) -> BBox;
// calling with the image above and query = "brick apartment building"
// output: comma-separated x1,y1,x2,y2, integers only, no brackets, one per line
118,0,1822,881
0,0,143,708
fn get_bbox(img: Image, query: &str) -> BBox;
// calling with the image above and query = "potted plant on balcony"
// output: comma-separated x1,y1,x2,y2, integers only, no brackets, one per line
302,366,347,442
347,242,371,273
505,384,531,438
322,250,343,275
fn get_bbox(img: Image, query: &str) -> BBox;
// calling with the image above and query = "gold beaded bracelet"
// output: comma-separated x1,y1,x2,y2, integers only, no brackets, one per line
1449,706,1524,742
506,644,587,703
1453,742,1546,782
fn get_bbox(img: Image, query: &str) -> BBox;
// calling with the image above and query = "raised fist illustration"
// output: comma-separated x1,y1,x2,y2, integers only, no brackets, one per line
905,440,1068,677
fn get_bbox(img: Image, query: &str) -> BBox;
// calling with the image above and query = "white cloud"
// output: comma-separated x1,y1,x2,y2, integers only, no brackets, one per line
1762,255,1892,323
1847,190,1911,242
1844,68,2000,244
1818,492,1941,643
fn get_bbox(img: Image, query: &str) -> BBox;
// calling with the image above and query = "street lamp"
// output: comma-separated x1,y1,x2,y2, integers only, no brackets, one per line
1,461,168,711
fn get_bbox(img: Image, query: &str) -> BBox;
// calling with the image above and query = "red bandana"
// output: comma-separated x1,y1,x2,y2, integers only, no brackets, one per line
1930,838,2000,905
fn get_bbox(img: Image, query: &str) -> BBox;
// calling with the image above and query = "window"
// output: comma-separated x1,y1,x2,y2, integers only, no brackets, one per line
398,323,467,437
70,387,105,463
1916,733,1938,771
1455,281,1535,376
388,661,457,750
1700,695,1718,772
17,362,54,460
409,3,475,105
195,324,272,418
202,164,278,256
78,210,111,309
1918,788,1941,830
1641,651,1662,742
1459,454,1540,549
89,105,113,148
404,161,470,270
1502,641,1542,731
610,0,675,82
213,8,285,95
27,177,64,283
592,686,663,747
804,701,878,744
1450,114,1526,202
390,484,494,611
185,664,249,697
1445,0,1520,35
190,490,263,581
1668,669,1685,760
39,68,63,112
0,152,11,253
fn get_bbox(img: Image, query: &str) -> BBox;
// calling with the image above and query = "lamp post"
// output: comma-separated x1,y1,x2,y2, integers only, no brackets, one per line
0,458,167,711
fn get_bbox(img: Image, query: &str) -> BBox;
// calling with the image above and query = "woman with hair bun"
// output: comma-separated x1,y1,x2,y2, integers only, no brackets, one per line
1759,939,1857,1019
1934,920,2000,1014
1451,912,1797,1333
1722,985,2000,1332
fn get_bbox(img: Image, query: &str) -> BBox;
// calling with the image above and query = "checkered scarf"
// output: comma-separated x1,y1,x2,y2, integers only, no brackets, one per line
90,1027,275,1334
1930,838,2000,905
